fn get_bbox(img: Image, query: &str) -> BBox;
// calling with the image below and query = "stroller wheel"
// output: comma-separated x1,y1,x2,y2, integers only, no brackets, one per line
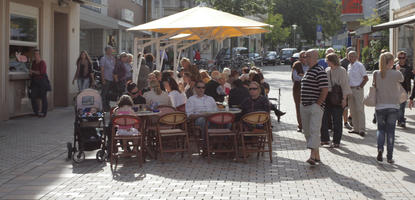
73,151,85,163
96,150,107,162
66,142,73,160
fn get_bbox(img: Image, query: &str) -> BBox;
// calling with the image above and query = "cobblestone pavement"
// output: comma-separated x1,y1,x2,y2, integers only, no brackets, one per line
1,65,415,200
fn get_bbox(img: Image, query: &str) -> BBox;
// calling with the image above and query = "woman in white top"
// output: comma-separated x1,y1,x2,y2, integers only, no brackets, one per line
143,80,172,107
374,52,404,164
163,77,186,108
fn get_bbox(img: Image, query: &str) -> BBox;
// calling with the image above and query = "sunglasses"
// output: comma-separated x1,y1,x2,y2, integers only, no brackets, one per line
249,88,259,91
398,57,406,59
196,86,205,89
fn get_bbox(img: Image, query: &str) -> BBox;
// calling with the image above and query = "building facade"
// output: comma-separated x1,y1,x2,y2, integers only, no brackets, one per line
390,1,415,65
80,0,149,58
0,0,80,120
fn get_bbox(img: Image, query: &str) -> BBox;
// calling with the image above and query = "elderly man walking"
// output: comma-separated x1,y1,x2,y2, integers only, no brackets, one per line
347,51,368,136
300,49,328,165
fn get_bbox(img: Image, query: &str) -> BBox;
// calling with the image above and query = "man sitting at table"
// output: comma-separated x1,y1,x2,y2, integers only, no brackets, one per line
240,81,270,115
186,81,218,138
126,81,146,104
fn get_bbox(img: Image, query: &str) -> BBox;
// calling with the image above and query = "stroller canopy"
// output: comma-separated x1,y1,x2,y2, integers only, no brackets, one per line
76,89,103,111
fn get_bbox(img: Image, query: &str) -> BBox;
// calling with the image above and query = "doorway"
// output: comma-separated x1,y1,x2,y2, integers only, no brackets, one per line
53,12,68,106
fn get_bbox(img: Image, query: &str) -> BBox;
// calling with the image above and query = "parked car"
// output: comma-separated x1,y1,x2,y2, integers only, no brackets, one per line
248,53,263,66
290,52,300,66
264,51,280,65
280,48,297,65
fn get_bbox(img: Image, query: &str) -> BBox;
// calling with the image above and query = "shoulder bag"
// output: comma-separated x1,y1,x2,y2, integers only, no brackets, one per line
363,72,377,107
327,70,343,106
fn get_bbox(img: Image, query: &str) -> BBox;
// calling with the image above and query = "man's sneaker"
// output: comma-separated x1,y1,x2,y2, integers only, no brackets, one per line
344,122,352,130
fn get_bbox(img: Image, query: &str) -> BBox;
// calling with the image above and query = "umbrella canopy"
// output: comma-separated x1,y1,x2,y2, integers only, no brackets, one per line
128,6,270,40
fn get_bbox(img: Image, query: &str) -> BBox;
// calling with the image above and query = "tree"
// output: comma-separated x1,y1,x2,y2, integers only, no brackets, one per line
270,0,343,43
195,0,267,16
265,13,291,49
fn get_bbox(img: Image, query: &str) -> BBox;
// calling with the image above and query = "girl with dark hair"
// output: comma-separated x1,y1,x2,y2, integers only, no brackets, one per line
72,50,94,91
163,78,186,108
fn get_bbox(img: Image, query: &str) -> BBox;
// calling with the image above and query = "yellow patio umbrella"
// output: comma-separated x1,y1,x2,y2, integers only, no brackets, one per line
128,6,270,83
128,6,270,38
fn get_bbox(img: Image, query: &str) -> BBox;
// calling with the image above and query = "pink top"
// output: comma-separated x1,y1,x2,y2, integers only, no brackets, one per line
115,106,135,129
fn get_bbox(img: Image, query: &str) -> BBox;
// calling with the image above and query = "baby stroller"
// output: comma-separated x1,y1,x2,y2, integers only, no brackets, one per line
67,88,108,163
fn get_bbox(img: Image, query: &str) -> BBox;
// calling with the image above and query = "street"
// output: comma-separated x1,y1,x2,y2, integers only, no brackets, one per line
1,65,415,200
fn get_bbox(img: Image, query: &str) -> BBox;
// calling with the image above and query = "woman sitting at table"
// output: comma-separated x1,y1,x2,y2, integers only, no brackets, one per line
143,80,172,108
126,81,146,104
183,72,196,98
163,77,186,108
240,82,270,116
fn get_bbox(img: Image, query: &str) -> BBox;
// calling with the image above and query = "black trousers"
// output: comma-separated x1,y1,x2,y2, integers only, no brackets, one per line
30,83,48,115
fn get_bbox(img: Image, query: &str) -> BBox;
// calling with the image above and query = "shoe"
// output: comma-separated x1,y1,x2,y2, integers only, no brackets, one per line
348,117,353,126
359,132,365,137
348,130,359,134
297,128,302,132
320,141,330,146
387,159,394,164
306,158,316,165
344,123,352,130
275,110,286,117
39,113,47,118
377,151,383,162
314,159,322,163
332,144,340,148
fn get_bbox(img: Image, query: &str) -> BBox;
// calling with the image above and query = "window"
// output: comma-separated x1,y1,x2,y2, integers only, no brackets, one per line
10,14,37,44
132,0,143,6
9,2,39,47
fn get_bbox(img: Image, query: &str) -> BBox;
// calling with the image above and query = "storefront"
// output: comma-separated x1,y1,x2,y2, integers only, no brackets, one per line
389,2,415,65
0,0,80,120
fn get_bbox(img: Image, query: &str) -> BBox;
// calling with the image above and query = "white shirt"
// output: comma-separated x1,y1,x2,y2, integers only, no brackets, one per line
169,90,186,108
185,94,217,116
348,61,367,87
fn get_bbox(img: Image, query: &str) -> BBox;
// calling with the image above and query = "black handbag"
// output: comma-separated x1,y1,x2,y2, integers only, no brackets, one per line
327,71,343,106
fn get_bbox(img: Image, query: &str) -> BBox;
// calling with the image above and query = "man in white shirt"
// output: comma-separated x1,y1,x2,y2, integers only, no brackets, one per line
347,51,368,136
186,81,218,138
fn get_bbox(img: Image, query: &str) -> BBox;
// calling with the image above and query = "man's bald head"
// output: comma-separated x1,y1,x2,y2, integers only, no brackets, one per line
305,49,319,67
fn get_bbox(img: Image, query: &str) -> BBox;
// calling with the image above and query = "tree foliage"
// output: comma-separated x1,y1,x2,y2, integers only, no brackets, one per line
270,0,343,42
265,13,291,49
195,0,267,16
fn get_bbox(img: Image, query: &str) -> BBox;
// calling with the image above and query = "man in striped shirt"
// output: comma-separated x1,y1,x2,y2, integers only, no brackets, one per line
300,49,329,165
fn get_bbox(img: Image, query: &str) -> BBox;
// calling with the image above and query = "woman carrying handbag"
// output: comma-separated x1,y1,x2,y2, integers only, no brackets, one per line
320,53,352,148
372,52,404,164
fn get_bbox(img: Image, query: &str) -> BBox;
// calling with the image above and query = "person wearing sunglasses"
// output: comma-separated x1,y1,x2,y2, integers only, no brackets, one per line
126,81,146,105
186,81,218,139
240,82,270,116
394,51,414,128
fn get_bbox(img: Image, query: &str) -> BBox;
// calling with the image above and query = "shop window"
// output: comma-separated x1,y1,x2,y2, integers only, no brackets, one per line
398,24,414,65
10,14,37,44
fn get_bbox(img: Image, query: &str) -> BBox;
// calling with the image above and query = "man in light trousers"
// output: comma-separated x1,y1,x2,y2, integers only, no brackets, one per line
300,49,328,165
347,51,368,136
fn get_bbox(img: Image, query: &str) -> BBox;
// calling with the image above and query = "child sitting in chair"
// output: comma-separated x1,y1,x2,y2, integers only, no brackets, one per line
115,95,139,135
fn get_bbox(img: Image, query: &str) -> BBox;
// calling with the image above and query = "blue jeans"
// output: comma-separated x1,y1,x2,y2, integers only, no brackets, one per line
376,108,399,160
321,105,343,144
398,101,406,124
77,78,90,92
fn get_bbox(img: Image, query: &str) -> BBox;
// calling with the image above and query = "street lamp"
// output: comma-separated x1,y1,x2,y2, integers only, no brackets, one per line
292,24,297,47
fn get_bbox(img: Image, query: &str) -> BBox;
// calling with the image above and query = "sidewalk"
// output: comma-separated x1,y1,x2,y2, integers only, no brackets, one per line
0,65,415,200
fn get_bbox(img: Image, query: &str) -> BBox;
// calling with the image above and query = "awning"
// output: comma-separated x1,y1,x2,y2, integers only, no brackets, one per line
372,15,415,31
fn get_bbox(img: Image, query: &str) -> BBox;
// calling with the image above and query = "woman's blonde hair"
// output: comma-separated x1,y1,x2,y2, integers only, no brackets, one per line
150,80,162,95
200,70,210,79
379,52,394,79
